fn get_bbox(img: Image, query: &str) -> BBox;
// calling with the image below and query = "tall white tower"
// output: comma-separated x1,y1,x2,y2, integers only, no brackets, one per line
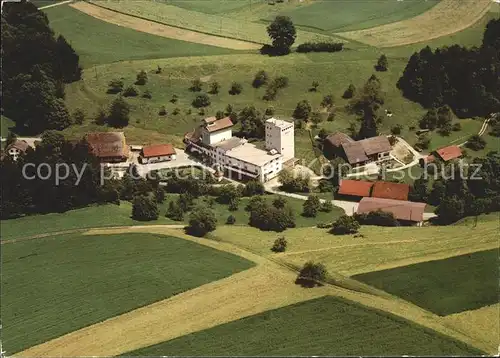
265,117,295,162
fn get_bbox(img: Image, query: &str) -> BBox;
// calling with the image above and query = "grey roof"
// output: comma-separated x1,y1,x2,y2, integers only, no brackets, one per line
325,132,354,147
360,136,392,156
212,137,245,151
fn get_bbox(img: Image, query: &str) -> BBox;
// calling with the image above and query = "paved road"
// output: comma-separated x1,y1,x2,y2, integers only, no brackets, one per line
38,0,73,10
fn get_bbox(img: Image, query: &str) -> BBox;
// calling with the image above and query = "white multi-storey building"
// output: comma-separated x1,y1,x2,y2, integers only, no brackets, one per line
184,116,294,182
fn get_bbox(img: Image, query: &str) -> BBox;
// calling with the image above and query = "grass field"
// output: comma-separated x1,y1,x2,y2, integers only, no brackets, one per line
0,193,342,241
44,5,239,67
87,0,336,45
1,115,15,138
128,296,483,356
338,0,492,47
212,213,499,276
268,0,438,33
353,248,499,316
1,232,254,354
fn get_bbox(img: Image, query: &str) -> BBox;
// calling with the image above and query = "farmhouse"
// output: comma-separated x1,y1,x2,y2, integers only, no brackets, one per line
327,134,392,166
140,144,176,164
323,132,354,159
85,132,130,163
3,140,30,161
357,197,427,225
185,116,294,182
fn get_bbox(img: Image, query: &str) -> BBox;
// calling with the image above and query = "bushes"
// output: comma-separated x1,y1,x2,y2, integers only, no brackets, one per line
229,82,243,95
132,195,158,221
375,54,388,71
136,70,148,85
192,94,211,108
142,90,152,99
123,85,139,97
330,215,359,235
165,200,184,221
244,180,265,196
342,84,356,99
190,78,203,92
252,70,269,88
296,42,343,53
278,169,310,193
107,79,124,94
271,236,287,252
320,94,334,108
249,201,295,232
320,200,333,212
209,81,220,94
158,106,167,116
296,261,327,286
293,100,312,120
186,205,217,237
226,214,236,225
354,210,399,227
302,195,320,217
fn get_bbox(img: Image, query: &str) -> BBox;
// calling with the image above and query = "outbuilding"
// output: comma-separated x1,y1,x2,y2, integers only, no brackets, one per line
140,144,176,164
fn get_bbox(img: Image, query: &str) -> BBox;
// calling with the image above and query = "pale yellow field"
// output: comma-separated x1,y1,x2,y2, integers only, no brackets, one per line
213,215,499,276
337,0,492,47
17,224,497,356
85,0,337,45
442,304,500,354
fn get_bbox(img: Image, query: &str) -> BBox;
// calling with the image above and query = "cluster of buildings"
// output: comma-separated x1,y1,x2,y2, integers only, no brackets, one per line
323,132,392,166
184,116,295,182
338,179,427,225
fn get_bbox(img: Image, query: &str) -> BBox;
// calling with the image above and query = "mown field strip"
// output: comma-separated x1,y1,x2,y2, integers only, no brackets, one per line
441,304,500,354
18,226,494,356
337,0,492,47
85,0,338,45
69,2,261,50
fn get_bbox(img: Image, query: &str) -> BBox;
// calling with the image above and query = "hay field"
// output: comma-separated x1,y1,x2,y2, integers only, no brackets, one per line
338,0,492,47
70,2,260,50
442,304,500,353
17,225,495,356
86,0,338,45
2,232,253,354
353,248,499,315
213,214,500,276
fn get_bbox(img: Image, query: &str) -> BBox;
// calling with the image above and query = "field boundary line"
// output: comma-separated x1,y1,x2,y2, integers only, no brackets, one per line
81,0,264,46
38,0,73,10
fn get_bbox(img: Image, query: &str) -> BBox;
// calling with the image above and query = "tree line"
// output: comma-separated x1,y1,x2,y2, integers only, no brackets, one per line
397,18,499,118
1,0,82,134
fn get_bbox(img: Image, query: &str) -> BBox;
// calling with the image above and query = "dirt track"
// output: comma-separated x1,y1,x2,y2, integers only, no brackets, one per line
69,1,260,50
337,0,492,47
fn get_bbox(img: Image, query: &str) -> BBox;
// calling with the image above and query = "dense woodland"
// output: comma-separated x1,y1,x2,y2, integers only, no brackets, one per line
1,0,82,134
397,18,500,118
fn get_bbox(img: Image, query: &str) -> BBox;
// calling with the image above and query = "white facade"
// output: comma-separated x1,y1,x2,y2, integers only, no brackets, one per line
201,127,232,146
140,154,176,164
265,118,295,163
186,117,294,182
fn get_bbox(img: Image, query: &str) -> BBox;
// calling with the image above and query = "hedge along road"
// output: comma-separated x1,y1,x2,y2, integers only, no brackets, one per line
69,1,261,50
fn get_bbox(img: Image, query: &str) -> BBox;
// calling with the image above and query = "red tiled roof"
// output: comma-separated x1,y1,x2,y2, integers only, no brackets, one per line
85,132,129,159
371,181,410,201
357,197,426,222
141,144,175,158
204,117,233,133
435,145,462,161
338,179,373,197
